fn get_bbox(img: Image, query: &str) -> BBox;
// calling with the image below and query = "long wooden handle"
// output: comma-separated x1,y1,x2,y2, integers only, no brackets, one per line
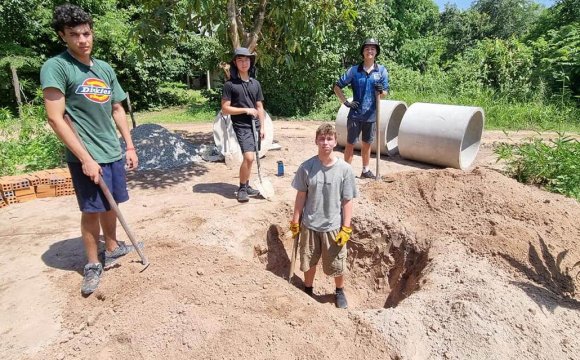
125,92,137,129
64,114,149,266
375,92,381,180
288,233,299,283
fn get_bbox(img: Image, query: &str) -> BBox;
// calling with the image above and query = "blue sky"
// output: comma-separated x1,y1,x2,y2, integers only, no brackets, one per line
434,0,556,11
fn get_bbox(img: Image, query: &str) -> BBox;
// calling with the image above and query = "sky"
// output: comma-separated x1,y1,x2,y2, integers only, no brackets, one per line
434,0,556,11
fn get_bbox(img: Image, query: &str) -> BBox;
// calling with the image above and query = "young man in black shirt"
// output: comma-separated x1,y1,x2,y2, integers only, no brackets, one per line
221,48,266,202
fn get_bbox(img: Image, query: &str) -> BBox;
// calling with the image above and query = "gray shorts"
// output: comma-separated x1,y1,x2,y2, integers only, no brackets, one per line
299,227,347,277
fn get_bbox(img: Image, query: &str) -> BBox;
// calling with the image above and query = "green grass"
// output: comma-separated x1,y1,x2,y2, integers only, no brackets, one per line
393,90,580,132
134,106,216,124
135,90,218,124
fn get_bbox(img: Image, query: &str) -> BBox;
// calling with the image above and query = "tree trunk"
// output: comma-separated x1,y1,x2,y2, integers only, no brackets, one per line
227,0,241,49
225,0,267,52
245,0,267,51
10,66,23,116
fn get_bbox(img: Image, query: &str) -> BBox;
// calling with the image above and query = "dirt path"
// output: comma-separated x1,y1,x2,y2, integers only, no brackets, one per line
1,121,578,360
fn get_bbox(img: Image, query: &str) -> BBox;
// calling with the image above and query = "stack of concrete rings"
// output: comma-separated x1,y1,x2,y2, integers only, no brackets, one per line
335,100,485,170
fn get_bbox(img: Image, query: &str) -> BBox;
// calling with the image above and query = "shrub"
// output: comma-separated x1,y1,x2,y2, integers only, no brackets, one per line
0,104,65,176
157,82,197,107
494,134,580,200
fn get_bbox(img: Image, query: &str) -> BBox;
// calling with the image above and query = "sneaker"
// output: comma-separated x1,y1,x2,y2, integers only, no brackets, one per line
104,241,144,269
360,170,375,179
335,289,348,309
245,185,260,197
304,286,314,298
237,187,249,202
81,263,103,295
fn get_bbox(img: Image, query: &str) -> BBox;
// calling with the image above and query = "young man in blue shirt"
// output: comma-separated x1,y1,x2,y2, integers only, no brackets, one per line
333,38,389,179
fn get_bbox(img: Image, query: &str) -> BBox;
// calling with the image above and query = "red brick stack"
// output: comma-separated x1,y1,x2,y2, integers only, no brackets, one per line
0,168,75,207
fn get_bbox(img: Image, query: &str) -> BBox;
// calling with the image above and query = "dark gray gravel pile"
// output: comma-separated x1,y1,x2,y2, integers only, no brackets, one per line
122,124,222,171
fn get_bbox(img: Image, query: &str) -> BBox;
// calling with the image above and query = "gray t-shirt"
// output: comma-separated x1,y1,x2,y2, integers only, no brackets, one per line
291,156,358,232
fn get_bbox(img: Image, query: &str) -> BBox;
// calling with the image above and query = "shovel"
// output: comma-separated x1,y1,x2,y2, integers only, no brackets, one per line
64,114,150,270
375,91,381,181
288,231,300,283
251,119,275,200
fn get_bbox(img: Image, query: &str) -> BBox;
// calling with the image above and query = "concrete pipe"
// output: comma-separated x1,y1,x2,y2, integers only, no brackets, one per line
213,111,274,163
398,103,484,170
335,99,407,156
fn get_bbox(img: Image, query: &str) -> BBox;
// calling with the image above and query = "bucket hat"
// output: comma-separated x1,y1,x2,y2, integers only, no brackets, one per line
230,47,257,79
232,47,256,66
360,38,380,57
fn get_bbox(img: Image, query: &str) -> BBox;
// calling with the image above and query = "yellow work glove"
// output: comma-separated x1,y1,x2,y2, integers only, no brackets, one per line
335,226,352,246
290,222,300,237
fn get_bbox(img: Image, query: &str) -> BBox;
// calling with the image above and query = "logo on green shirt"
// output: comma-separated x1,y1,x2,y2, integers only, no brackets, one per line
75,77,112,104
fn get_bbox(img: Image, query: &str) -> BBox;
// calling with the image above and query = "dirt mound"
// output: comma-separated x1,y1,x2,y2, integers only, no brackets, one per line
2,122,579,360
345,167,580,359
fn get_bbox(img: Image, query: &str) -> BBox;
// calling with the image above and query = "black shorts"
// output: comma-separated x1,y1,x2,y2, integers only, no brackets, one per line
232,120,261,153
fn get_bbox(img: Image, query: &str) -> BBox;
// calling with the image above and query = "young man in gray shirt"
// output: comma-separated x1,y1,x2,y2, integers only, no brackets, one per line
290,124,358,308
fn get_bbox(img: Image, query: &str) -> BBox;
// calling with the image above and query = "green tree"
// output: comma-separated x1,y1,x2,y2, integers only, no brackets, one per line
439,5,490,63
527,0,580,101
449,37,535,100
473,0,542,39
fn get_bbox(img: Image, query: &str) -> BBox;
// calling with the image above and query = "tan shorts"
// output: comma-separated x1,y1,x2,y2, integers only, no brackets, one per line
299,227,347,277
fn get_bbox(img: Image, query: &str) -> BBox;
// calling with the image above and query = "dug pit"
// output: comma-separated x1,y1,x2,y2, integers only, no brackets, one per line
255,216,430,310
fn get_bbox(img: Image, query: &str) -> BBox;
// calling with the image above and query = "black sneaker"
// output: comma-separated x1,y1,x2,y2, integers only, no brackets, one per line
246,185,260,197
335,289,348,309
304,286,314,298
360,170,375,179
237,187,249,202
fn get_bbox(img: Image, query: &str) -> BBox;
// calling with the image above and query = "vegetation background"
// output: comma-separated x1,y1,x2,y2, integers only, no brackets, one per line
0,0,578,198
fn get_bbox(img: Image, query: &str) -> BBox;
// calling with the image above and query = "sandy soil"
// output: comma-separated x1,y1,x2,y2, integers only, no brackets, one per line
1,121,579,360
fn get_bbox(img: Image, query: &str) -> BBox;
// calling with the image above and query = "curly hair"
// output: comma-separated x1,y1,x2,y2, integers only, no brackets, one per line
51,3,93,33
316,123,337,140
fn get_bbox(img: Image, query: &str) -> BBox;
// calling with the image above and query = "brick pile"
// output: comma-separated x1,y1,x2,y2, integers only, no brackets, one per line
0,168,75,207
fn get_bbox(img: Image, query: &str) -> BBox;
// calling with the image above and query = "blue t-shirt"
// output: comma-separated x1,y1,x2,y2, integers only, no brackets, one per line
336,63,389,123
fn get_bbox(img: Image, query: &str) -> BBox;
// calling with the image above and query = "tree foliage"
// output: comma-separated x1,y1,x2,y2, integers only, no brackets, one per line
0,0,578,116
473,0,542,39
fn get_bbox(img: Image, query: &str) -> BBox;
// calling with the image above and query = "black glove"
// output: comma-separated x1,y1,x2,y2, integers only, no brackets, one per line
374,82,384,94
344,100,360,110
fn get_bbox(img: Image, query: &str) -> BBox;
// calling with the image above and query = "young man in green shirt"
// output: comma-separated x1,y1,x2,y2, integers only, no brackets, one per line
41,4,141,295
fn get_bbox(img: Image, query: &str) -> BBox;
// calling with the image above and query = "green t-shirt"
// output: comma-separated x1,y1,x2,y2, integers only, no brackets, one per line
40,51,126,163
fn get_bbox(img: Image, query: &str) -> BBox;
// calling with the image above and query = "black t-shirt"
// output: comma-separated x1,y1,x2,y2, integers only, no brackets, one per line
222,78,264,126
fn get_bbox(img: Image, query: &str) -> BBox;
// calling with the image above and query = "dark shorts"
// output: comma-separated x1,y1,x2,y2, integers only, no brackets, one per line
68,159,129,213
347,118,375,144
233,121,261,153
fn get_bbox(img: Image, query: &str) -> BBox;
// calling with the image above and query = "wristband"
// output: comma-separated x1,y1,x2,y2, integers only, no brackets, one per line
126,147,135,151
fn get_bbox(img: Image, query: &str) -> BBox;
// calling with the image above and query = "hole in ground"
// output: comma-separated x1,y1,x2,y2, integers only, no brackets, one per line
348,224,430,308
254,219,430,309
